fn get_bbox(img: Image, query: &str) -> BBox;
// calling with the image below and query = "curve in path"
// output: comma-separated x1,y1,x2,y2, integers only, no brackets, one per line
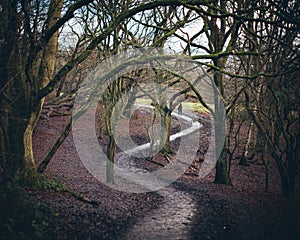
122,104,199,239
123,104,202,156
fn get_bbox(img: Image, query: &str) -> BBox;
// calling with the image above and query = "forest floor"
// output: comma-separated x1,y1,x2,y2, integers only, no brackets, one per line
30,108,300,240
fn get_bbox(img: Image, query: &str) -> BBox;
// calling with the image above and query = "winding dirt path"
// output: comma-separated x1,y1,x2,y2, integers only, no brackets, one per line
32,108,300,240
124,186,196,240
123,104,202,156
122,105,200,239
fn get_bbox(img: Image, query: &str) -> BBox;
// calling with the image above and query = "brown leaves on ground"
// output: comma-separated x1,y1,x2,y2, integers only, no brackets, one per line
32,111,300,240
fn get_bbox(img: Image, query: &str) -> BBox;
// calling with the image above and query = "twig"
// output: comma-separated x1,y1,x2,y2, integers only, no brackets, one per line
62,189,99,206
144,158,165,167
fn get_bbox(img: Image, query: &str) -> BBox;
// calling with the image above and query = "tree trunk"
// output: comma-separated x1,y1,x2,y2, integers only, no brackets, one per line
123,88,137,118
214,146,232,185
213,71,231,185
281,176,295,199
105,78,122,184
106,135,116,184
0,104,39,181
38,119,72,173
0,0,37,180
273,150,297,199
0,0,63,182
38,0,64,89
161,108,172,155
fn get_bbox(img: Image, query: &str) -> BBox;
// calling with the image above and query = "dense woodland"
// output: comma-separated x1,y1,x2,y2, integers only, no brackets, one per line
0,0,299,239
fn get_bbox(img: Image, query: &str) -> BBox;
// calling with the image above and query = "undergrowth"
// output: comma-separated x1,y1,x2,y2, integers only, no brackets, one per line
0,176,62,240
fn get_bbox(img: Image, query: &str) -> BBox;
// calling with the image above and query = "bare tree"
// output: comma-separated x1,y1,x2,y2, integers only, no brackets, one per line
0,0,212,182
242,0,300,197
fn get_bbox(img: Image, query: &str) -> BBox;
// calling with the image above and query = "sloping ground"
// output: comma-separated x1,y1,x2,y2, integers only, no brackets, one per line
32,112,300,240
32,115,163,240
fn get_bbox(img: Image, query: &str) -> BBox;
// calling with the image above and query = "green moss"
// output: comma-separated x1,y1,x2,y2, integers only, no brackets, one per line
181,102,210,113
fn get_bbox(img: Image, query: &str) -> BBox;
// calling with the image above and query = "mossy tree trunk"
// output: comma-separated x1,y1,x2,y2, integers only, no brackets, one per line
106,133,117,184
204,0,241,185
213,64,232,185
0,0,63,182
214,148,232,185
213,77,232,185
0,0,36,180
0,102,39,181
